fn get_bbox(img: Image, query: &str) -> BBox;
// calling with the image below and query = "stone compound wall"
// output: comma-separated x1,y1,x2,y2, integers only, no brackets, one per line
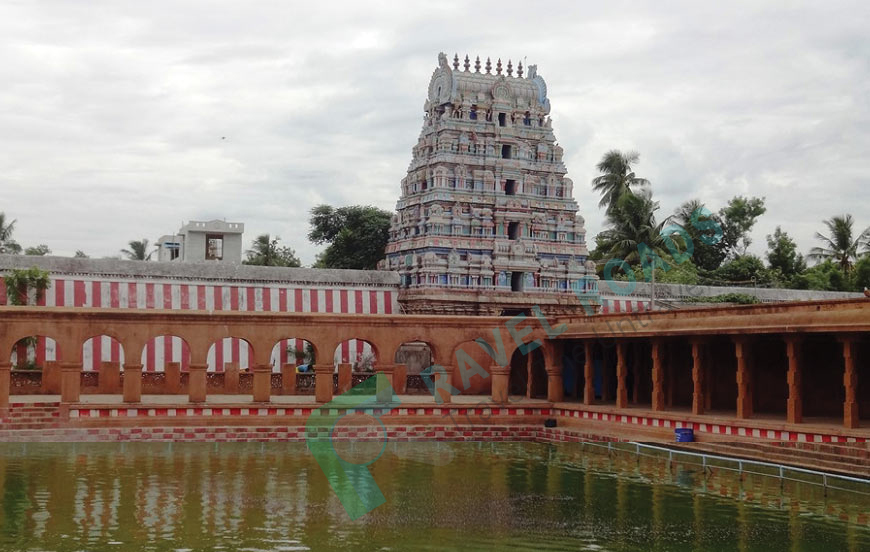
0,255,400,371
599,281,862,313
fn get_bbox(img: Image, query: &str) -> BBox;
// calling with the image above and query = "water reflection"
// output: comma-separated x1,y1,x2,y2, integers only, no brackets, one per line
0,441,867,551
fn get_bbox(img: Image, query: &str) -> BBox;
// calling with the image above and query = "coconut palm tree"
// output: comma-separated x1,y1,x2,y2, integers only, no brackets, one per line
597,190,674,267
591,150,650,212
121,239,153,261
0,212,21,254
808,215,870,273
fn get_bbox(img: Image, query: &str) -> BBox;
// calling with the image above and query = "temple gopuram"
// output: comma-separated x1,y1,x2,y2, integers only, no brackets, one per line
381,53,599,316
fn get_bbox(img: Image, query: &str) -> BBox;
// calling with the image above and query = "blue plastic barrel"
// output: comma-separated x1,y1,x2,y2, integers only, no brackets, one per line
675,427,694,442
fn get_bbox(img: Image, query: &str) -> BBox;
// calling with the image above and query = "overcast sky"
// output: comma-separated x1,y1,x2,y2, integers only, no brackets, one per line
1,1,868,265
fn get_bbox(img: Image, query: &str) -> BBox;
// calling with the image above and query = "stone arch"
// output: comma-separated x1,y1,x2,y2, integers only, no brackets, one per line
270,338,318,372
141,335,192,372
334,339,378,371
507,346,546,398
9,335,60,369
81,335,125,371
206,337,254,373
508,348,528,396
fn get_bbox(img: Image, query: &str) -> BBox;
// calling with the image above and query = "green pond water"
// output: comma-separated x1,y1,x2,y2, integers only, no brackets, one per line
0,441,869,551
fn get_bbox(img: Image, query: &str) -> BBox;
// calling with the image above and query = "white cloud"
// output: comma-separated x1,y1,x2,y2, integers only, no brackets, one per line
0,1,868,264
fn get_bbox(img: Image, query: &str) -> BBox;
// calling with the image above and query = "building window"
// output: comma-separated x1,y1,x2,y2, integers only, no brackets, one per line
498,113,506,127
501,145,511,159
524,111,531,126
508,222,520,240
505,179,517,195
511,272,525,292
205,235,223,261
470,106,478,120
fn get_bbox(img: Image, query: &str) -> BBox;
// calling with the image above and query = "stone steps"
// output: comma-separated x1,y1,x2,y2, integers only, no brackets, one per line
677,441,870,478
2,403,62,429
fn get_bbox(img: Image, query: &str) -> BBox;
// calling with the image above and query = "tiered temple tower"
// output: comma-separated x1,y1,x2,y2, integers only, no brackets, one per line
381,53,599,316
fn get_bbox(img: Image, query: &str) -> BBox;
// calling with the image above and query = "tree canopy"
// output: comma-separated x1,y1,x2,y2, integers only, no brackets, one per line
244,234,301,267
3,267,50,305
808,214,870,273
24,244,51,256
591,150,650,212
766,226,806,282
309,205,392,270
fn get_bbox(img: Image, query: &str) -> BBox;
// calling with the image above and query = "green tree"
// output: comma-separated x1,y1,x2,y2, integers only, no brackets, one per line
121,239,153,261
853,256,870,291
596,191,687,282
0,212,21,254
791,260,851,291
719,196,767,258
244,234,301,267
3,267,51,305
24,244,51,256
808,214,869,273
706,255,773,286
590,150,650,212
309,205,392,270
765,226,806,281
673,199,726,271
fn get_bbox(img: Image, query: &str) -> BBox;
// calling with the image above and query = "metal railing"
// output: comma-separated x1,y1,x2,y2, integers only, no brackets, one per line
579,440,870,497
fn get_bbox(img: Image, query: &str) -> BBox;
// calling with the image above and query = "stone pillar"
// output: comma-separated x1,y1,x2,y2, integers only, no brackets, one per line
435,365,454,404
314,365,334,404
691,340,706,415
375,364,395,403
393,363,408,394
651,340,665,411
224,362,240,394
60,362,82,404
188,363,208,404
123,363,143,403
281,363,297,395
734,338,753,419
526,352,533,398
0,361,10,410
98,361,122,394
841,337,859,429
615,342,628,408
252,364,272,403
631,343,642,404
42,361,61,394
491,365,510,405
546,366,564,403
164,362,181,394
337,363,353,394
583,342,594,405
785,336,802,424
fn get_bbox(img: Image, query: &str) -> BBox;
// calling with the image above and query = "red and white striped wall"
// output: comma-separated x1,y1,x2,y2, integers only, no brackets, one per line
1,277,396,372
599,297,649,314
